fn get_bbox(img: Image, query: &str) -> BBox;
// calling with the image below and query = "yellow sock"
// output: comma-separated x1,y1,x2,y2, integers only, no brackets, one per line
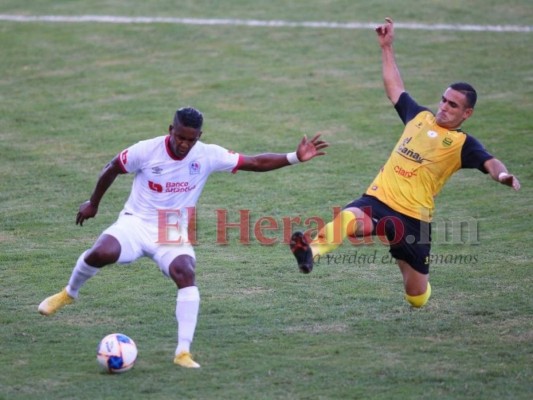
405,282,432,308
311,210,357,257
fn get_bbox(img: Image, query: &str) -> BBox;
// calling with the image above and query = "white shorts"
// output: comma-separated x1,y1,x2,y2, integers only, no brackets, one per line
102,212,195,277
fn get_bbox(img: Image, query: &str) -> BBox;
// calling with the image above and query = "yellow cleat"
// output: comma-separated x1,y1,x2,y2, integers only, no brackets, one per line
174,352,200,368
38,288,74,316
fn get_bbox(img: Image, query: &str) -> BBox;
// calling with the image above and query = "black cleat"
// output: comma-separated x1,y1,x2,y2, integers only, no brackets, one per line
290,231,313,274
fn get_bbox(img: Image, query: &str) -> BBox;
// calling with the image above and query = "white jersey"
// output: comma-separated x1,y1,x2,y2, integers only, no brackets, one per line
117,135,241,226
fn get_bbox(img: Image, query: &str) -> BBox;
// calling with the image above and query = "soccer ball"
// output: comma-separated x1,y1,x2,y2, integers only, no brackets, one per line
96,333,138,373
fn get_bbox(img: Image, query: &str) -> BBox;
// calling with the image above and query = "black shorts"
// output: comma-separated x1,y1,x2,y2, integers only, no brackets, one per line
344,195,431,274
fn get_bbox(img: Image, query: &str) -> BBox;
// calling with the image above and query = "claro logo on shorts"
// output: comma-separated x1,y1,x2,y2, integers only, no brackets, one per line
148,181,197,193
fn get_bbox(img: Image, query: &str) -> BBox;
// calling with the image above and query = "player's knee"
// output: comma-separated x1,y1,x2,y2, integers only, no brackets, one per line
169,255,196,287
85,247,119,267
405,282,432,308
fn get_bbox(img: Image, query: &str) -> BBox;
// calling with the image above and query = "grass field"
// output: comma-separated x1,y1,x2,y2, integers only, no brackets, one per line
1,1,532,399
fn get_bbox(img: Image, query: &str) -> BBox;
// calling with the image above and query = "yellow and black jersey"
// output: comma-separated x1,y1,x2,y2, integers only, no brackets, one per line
366,92,493,222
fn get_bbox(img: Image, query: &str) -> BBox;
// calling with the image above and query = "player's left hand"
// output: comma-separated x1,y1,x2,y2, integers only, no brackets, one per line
499,172,521,191
296,133,328,162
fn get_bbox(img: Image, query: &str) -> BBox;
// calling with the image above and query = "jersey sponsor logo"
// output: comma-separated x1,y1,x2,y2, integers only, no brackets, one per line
165,181,197,193
121,149,128,165
148,181,163,192
151,166,163,175
396,137,429,164
394,165,417,178
148,180,197,193
189,161,201,175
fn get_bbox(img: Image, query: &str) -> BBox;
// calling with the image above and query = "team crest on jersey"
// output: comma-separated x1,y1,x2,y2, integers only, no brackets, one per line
189,161,201,175
442,137,453,147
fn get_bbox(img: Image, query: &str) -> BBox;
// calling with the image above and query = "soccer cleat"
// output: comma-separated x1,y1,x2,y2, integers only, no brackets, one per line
174,352,201,368
290,231,314,274
38,287,74,316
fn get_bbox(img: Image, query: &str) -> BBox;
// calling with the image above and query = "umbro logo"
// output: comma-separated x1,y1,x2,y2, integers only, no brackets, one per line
152,166,163,175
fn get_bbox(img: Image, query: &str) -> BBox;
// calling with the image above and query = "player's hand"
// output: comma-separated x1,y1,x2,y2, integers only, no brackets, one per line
296,133,328,162
76,200,98,226
498,172,521,191
375,17,394,47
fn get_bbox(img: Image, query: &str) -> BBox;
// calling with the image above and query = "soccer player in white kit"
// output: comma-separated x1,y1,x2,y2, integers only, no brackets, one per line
38,107,328,368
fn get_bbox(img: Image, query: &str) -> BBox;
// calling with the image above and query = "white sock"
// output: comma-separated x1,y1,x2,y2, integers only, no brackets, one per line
175,286,200,355
66,251,100,298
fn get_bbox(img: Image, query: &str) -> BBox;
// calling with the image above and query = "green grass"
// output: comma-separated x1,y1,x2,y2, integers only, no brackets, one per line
1,1,532,399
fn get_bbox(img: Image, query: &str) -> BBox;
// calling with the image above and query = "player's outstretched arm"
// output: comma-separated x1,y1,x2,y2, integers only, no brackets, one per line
484,158,521,191
238,133,328,172
375,17,405,105
76,156,126,226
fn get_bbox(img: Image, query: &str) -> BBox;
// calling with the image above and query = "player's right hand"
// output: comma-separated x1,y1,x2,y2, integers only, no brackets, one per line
76,200,98,226
375,17,394,46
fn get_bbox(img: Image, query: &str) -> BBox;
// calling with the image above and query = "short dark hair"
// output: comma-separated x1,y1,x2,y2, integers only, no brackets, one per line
449,82,477,109
174,107,203,129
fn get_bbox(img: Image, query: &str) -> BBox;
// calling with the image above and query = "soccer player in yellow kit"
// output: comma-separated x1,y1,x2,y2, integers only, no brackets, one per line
290,18,521,307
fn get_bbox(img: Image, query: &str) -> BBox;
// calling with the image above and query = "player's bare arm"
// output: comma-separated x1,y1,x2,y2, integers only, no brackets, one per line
76,156,126,226
484,158,521,191
238,133,328,172
376,17,405,105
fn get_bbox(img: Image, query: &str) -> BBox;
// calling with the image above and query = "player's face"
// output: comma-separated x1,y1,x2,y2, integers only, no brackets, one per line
169,123,202,159
435,88,473,129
